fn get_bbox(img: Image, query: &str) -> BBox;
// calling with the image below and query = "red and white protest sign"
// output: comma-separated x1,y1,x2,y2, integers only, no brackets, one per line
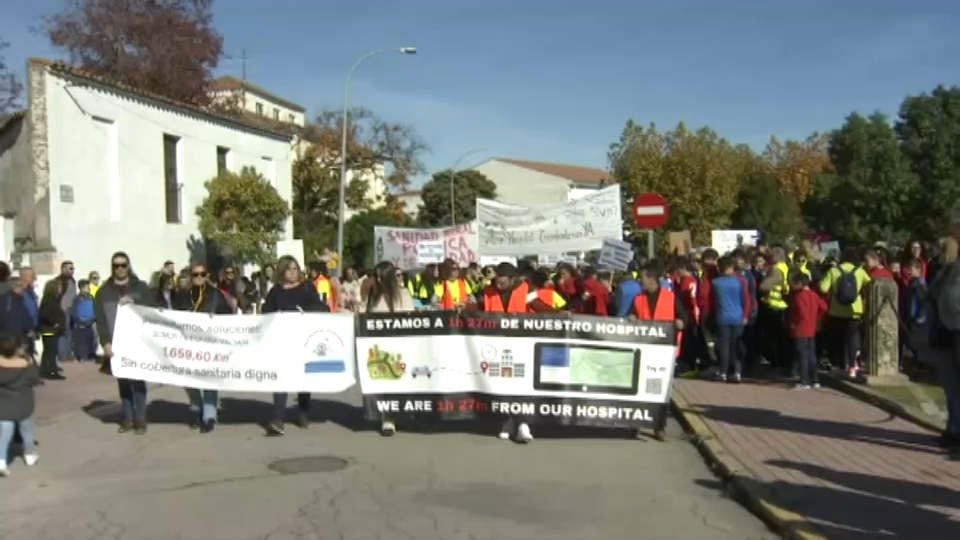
374,222,479,270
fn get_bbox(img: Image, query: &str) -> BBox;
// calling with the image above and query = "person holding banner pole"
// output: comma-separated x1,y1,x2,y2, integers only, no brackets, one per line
631,263,688,441
263,256,328,436
479,263,558,443
363,261,416,436
174,262,234,433
95,252,155,434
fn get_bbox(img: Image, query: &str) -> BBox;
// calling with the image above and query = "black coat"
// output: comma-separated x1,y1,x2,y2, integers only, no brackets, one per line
37,295,66,336
173,285,234,315
0,363,40,421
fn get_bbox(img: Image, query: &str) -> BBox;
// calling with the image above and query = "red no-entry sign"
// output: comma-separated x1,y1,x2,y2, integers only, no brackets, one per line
632,192,670,229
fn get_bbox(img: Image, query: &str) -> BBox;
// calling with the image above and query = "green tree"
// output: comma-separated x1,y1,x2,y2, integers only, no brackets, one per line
196,166,290,264
803,112,917,245
417,169,497,227
896,85,960,240
0,39,22,113
608,121,746,245
343,207,412,269
732,155,804,244
293,107,428,255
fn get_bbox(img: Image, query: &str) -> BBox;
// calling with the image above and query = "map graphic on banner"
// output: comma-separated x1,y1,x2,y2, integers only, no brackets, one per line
374,222,479,270
475,185,624,256
111,306,357,393
357,311,677,427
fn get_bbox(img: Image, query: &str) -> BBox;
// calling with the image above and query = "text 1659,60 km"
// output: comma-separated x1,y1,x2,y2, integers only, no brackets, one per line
162,347,230,362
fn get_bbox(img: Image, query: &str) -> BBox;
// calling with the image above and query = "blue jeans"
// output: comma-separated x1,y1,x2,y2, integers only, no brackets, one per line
0,417,36,459
72,323,97,360
186,389,219,422
794,336,818,386
58,310,72,361
716,324,744,377
117,379,148,422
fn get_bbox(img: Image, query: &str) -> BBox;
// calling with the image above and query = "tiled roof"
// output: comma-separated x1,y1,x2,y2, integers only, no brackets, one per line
29,58,298,140
491,157,615,185
211,75,306,113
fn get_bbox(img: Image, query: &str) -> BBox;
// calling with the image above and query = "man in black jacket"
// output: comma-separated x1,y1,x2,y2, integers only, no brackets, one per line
94,251,154,434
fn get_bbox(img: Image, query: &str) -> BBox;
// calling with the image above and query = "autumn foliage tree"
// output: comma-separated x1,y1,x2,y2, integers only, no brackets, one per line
760,134,832,201
293,107,428,254
609,121,746,245
44,0,224,107
0,39,22,113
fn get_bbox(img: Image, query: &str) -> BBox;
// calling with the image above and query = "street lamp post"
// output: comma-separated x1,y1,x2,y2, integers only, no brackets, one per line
335,47,417,273
448,148,488,227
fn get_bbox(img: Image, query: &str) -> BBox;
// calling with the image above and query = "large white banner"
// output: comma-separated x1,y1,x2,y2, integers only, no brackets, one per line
374,222,479,270
475,185,623,256
111,306,356,392
357,311,677,427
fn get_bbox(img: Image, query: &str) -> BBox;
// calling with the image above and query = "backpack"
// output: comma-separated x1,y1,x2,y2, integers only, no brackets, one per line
834,268,859,306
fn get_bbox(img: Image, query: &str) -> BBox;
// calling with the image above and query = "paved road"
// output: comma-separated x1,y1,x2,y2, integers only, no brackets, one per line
3,365,776,540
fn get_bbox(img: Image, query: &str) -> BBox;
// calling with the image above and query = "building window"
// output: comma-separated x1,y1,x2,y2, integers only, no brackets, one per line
273,108,280,120
256,102,264,115
288,113,295,123
163,134,181,224
216,146,230,175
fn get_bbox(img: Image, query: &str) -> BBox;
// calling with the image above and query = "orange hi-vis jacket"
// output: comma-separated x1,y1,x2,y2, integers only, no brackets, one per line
536,288,554,307
483,282,532,313
633,288,682,346
313,275,338,312
440,278,469,309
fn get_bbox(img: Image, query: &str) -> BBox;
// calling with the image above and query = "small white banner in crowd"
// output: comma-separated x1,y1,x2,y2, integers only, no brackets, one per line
415,240,445,265
111,306,356,392
357,312,677,427
597,238,634,271
374,222,479,270
710,229,759,255
475,185,624,256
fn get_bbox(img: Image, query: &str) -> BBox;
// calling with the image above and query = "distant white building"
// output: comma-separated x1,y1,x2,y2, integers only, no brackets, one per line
393,189,422,218
0,58,295,276
472,157,614,206
210,75,306,127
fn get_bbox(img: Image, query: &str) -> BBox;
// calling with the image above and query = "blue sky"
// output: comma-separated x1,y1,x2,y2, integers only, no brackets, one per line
4,1,960,186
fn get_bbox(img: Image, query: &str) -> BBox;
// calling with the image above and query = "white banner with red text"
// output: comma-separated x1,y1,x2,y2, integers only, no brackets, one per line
110,306,356,392
357,311,677,427
373,222,479,270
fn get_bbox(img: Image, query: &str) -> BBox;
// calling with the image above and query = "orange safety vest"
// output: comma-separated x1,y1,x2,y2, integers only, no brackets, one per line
633,288,676,321
483,282,531,313
440,278,469,309
313,275,338,311
536,288,555,307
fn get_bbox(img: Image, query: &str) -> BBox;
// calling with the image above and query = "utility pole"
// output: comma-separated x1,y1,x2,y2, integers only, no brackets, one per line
241,49,247,81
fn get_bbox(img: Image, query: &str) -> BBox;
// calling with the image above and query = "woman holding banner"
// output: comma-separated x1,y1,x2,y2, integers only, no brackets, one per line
364,261,416,436
174,262,233,433
263,256,328,436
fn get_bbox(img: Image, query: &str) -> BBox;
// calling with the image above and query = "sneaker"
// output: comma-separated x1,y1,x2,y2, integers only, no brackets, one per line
717,374,727,383
794,384,811,390
117,421,134,434
188,415,201,430
731,373,742,383
497,430,510,440
516,422,533,444
200,419,216,434
267,421,285,436
0,460,8,477
813,383,821,389
380,421,396,436
296,410,310,429
23,453,38,467
134,420,147,435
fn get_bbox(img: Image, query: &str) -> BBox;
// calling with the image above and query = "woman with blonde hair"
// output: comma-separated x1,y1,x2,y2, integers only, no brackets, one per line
262,255,327,435
364,260,415,435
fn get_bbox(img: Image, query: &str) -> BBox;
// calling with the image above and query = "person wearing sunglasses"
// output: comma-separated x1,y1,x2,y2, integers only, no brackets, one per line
94,251,154,434
172,262,234,432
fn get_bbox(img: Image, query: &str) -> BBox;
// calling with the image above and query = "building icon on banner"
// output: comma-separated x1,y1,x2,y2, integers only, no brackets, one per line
487,349,525,379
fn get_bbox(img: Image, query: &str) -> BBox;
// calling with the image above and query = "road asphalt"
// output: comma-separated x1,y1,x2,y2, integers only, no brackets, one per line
2,364,777,540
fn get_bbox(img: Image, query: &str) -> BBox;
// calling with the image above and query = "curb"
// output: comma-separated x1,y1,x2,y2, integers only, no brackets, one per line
670,394,826,540
818,374,945,434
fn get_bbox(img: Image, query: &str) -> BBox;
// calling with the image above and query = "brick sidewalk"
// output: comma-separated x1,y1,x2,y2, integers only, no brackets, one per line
673,377,960,539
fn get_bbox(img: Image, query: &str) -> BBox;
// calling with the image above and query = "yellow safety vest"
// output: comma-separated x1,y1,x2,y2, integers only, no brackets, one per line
763,261,790,309
406,274,421,296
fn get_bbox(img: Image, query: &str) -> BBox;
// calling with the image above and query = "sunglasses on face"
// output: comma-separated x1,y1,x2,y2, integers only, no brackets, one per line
192,271,207,278
112,262,128,269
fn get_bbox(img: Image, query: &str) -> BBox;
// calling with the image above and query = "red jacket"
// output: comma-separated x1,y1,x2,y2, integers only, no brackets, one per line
678,275,699,323
697,266,718,319
869,266,895,280
788,288,828,338
579,278,609,316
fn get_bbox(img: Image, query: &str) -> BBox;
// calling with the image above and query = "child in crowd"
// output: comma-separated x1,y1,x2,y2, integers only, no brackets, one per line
788,272,828,389
71,279,98,362
900,258,929,369
0,335,41,476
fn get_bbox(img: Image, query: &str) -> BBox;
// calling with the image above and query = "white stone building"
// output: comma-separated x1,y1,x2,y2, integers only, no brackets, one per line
0,58,296,277
472,157,614,206
210,75,306,127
